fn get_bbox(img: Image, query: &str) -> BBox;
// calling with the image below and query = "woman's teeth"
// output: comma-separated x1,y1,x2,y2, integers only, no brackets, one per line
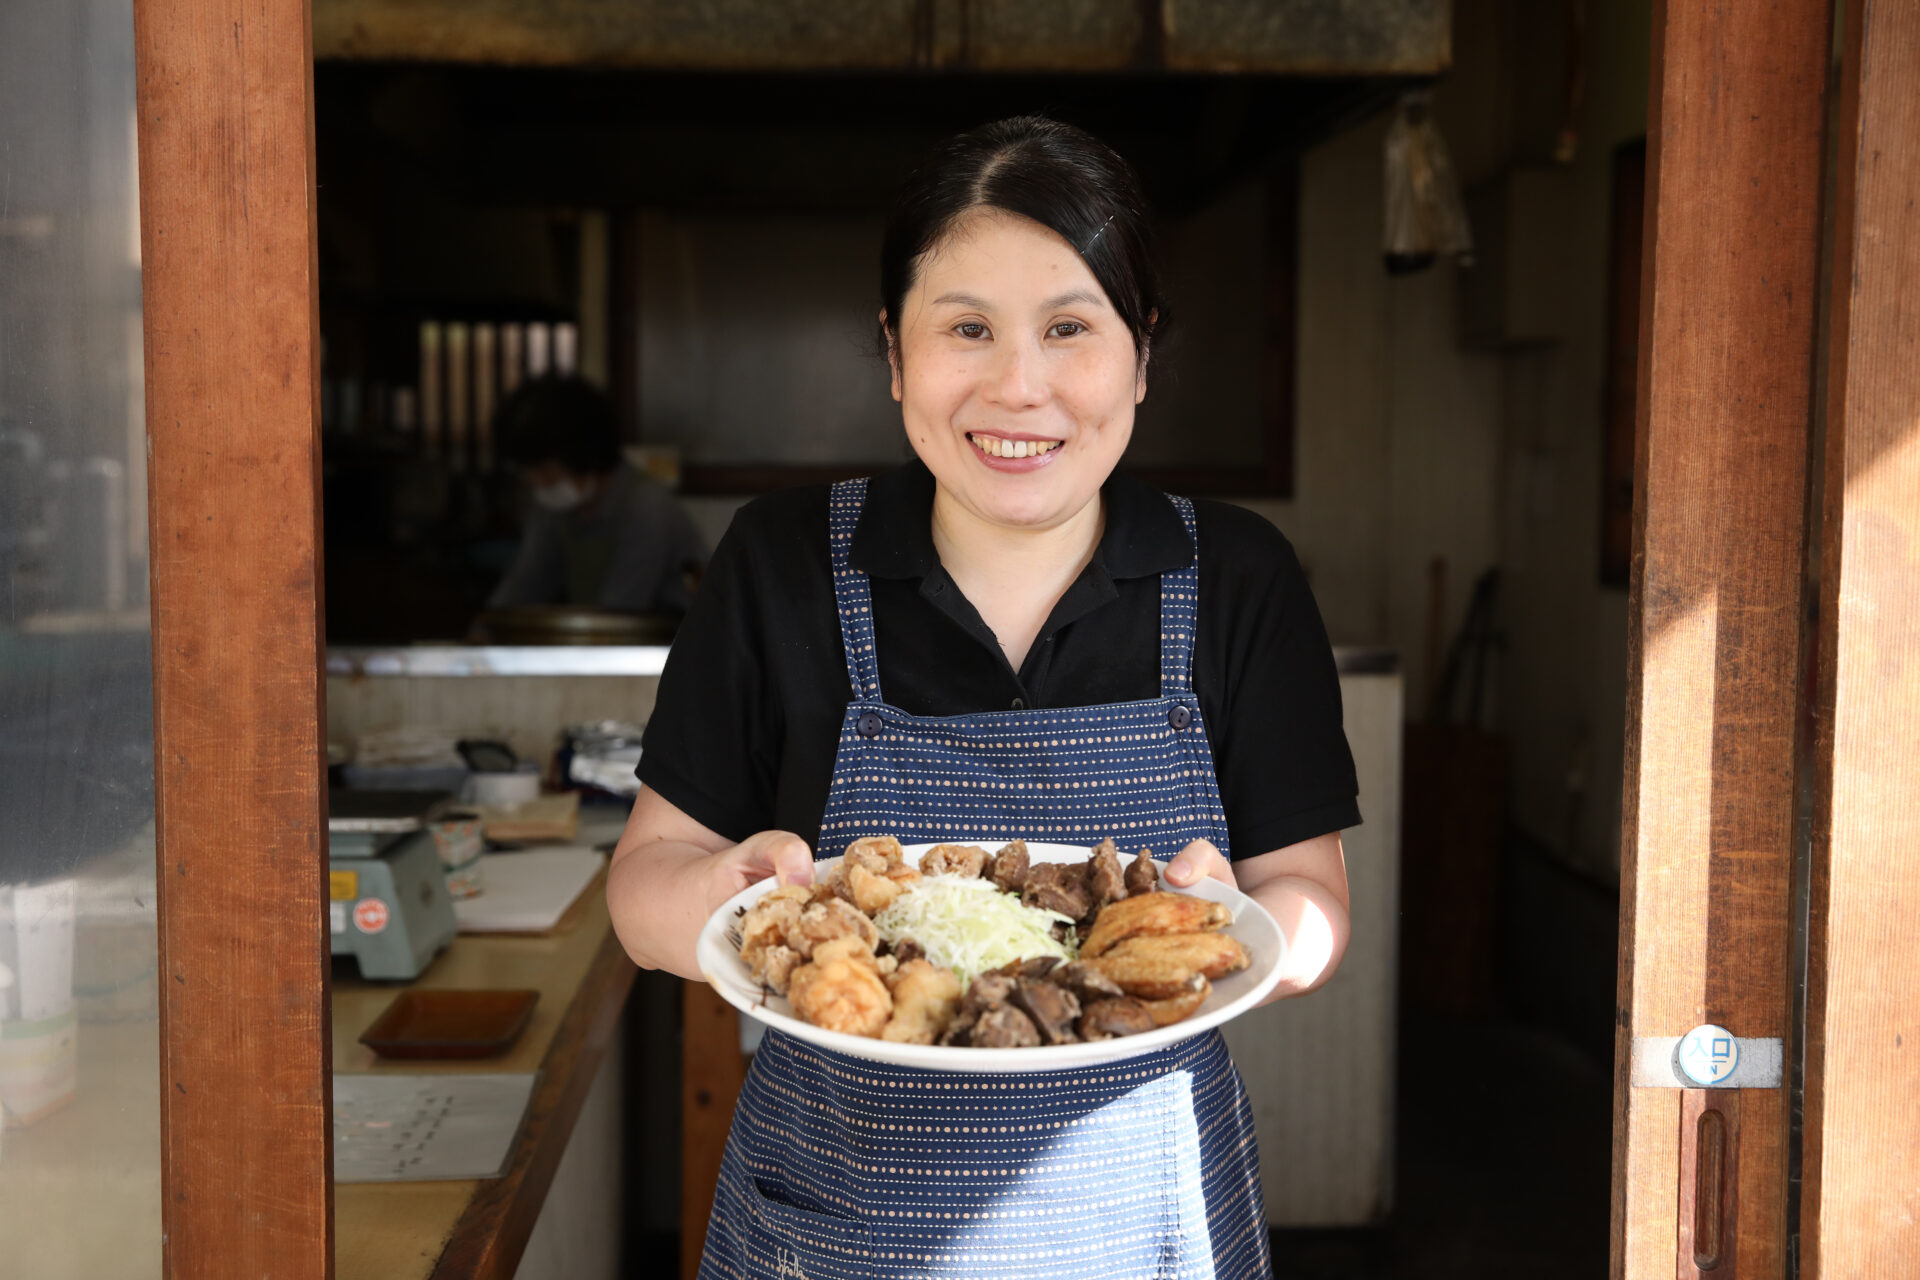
968,434,1061,459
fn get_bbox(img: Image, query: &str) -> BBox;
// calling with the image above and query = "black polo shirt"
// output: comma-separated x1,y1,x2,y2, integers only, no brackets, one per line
638,461,1360,856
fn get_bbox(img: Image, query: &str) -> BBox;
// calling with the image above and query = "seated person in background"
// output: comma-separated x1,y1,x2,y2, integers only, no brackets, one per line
487,376,707,614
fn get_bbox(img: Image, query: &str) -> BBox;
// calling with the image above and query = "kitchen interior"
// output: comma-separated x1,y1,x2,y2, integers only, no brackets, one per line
3,1,1644,1277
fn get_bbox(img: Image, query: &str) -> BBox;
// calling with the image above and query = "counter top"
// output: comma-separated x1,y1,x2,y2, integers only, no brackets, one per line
333,871,635,1280
328,645,672,677
326,642,1397,678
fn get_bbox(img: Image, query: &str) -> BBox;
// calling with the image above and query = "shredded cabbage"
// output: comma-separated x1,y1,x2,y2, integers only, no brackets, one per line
872,875,1076,987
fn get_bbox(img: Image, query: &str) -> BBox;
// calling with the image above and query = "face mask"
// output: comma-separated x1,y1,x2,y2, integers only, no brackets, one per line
532,478,587,512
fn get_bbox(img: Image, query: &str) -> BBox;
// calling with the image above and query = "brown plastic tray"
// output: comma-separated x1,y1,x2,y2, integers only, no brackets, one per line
359,988,540,1059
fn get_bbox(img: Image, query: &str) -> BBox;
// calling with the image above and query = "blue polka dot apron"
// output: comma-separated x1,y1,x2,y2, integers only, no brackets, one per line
698,479,1272,1280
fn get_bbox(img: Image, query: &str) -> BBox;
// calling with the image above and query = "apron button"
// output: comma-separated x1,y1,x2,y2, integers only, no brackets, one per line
857,712,884,738
1168,704,1192,730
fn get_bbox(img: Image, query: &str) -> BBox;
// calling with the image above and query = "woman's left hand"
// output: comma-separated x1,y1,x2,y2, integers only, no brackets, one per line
1163,838,1238,891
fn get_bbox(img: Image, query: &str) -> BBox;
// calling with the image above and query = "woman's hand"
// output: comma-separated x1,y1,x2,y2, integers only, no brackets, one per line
705,829,817,911
1171,832,1352,1006
605,788,817,980
1163,838,1238,891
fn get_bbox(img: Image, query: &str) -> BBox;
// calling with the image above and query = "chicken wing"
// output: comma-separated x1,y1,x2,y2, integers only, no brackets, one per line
1088,932,1250,998
1079,892,1231,958
1138,979,1211,1028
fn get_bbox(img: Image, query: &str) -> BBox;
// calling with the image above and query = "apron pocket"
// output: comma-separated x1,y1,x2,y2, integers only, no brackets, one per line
744,1176,873,1280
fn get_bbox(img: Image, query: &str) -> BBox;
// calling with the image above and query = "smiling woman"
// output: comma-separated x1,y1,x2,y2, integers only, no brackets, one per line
610,114,1358,1280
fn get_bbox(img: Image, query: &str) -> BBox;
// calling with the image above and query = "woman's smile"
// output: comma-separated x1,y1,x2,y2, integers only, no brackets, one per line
966,431,1065,468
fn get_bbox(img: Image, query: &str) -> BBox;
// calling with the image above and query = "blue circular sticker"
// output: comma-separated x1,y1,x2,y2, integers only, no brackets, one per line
1677,1024,1740,1085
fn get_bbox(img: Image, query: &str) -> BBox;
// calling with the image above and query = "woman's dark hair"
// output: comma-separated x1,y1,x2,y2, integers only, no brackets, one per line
879,115,1167,360
496,375,621,475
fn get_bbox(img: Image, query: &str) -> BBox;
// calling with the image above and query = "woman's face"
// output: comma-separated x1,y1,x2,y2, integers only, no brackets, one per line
890,208,1145,532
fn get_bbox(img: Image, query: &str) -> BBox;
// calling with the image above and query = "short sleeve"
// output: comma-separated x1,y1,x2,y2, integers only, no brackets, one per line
637,510,782,842
1194,503,1362,857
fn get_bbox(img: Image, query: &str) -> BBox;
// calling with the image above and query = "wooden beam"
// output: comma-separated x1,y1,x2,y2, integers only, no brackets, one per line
310,0,1450,74
1801,1,1920,1273
1162,0,1450,74
131,0,332,1275
1612,0,1831,1277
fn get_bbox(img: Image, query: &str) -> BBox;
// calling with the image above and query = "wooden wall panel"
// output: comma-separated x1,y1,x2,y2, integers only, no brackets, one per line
131,0,332,1275
1612,0,1830,1277
1802,1,1920,1274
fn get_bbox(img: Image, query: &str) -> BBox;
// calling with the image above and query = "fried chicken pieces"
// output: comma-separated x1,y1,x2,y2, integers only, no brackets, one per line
733,833,1244,1048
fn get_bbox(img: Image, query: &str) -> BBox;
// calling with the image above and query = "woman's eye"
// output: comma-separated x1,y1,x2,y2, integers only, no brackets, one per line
954,322,988,340
1050,322,1085,339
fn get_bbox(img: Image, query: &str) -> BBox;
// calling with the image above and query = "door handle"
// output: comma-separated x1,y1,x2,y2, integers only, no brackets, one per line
1677,1088,1740,1276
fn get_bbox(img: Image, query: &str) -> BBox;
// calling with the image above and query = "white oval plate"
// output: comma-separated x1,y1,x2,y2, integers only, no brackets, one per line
696,841,1285,1072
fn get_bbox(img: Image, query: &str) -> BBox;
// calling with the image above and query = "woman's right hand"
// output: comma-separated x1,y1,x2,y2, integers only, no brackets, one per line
703,828,816,913
605,787,816,980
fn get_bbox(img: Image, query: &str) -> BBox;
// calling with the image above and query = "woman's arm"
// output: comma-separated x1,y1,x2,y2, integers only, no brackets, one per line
606,786,816,980
1164,832,1350,1004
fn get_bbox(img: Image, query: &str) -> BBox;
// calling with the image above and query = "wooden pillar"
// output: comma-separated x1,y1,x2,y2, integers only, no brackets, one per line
682,984,748,1279
1801,1,1920,1273
131,0,332,1275
1612,0,1832,1277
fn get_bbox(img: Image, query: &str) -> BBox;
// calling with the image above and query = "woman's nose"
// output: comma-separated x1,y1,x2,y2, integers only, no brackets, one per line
985,338,1049,409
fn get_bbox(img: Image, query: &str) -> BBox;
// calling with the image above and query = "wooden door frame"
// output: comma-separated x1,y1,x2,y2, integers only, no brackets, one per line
122,0,1920,1273
132,0,333,1275
1613,0,1832,1276
1800,0,1920,1271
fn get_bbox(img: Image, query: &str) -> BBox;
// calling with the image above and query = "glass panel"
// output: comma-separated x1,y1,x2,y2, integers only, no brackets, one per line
0,0,160,1273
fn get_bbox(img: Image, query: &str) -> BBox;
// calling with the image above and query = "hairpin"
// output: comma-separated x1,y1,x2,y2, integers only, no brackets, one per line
1080,214,1117,256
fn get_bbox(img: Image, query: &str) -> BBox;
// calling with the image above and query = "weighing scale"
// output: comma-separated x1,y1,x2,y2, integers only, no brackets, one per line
329,789,459,980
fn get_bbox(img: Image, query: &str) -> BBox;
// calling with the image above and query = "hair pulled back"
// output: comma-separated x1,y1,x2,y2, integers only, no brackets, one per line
879,115,1166,360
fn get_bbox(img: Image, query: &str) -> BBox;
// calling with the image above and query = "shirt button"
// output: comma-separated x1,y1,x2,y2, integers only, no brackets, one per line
857,712,884,738
1011,697,1025,710
1168,704,1192,730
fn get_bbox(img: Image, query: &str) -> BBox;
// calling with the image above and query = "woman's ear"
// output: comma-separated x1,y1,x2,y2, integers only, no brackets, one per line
1135,309,1157,404
881,309,903,402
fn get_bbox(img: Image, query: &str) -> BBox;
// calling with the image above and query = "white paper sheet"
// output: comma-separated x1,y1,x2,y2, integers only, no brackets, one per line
332,1072,537,1182
452,848,603,933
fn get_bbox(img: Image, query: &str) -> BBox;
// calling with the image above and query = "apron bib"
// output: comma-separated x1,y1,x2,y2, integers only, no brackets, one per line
699,479,1272,1280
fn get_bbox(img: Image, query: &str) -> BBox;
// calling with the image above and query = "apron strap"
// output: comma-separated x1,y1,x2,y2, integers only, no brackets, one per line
1160,495,1201,696
828,478,882,701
